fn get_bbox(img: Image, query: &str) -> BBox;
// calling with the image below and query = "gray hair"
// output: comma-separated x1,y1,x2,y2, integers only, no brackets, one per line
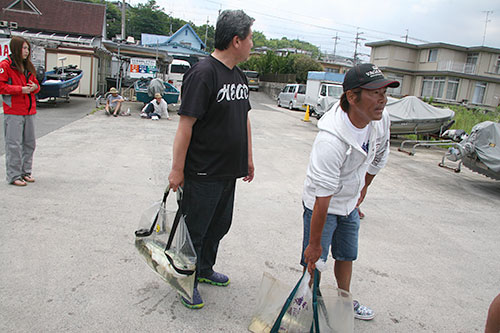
215,10,254,50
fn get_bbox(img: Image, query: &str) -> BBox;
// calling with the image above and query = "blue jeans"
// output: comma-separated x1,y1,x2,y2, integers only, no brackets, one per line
181,178,236,281
301,205,360,266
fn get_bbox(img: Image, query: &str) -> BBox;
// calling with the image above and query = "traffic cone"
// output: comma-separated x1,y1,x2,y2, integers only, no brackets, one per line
302,105,311,122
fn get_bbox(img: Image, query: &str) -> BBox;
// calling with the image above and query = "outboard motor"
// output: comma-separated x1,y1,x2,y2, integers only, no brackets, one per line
35,66,45,83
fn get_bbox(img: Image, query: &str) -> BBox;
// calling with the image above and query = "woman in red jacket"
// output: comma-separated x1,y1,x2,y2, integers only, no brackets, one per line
0,36,40,186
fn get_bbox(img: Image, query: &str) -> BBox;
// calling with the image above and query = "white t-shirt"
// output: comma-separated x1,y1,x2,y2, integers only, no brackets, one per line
341,110,371,153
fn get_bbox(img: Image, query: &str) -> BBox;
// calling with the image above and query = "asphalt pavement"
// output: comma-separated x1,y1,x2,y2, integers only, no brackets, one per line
0,92,499,332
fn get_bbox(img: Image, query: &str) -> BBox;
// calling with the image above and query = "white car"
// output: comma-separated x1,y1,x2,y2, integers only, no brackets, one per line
277,84,306,111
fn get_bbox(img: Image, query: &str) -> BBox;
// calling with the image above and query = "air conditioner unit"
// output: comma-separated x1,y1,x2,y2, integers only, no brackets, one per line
9,22,18,29
0,21,8,28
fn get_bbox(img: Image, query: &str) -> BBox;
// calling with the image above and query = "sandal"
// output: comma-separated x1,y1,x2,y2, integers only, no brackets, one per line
23,175,35,183
11,179,27,186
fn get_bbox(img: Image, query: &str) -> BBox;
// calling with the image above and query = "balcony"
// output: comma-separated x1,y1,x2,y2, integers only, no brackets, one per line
437,61,476,74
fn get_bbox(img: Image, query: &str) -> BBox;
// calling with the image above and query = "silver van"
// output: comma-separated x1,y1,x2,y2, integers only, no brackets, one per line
277,84,306,110
243,70,259,91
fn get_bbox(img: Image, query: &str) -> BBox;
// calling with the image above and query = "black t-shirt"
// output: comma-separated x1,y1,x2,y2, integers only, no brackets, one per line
179,55,251,180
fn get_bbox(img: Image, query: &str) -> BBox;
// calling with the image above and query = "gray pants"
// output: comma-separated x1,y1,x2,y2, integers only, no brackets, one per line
4,114,36,183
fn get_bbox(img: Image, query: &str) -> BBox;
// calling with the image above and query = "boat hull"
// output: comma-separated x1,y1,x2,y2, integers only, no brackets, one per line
37,71,83,99
134,80,180,104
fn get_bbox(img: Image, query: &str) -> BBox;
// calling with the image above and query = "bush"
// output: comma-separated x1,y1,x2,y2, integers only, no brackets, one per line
448,105,500,134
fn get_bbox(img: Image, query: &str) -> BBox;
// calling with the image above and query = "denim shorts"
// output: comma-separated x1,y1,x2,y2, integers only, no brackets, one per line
301,205,360,266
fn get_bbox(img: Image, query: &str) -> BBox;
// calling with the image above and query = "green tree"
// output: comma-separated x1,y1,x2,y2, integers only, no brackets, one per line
127,0,171,40
291,54,323,83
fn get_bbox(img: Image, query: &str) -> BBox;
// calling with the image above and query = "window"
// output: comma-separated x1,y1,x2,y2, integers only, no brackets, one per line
298,85,306,94
421,76,445,98
170,64,190,74
428,49,438,62
327,85,343,99
465,53,478,74
320,85,326,96
386,73,403,96
495,55,500,74
6,0,41,14
445,78,459,100
472,82,487,104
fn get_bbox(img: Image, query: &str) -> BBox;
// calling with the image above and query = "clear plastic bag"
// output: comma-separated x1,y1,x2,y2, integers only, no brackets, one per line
134,187,197,302
250,267,354,333
249,272,314,333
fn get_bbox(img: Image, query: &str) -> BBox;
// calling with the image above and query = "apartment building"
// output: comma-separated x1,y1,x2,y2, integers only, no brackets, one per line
365,40,500,109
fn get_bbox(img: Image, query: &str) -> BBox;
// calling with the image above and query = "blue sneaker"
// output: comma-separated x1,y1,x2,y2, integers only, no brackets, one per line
181,287,204,309
197,271,230,286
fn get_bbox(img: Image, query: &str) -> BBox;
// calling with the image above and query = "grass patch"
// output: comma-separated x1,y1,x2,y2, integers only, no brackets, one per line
446,105,500,134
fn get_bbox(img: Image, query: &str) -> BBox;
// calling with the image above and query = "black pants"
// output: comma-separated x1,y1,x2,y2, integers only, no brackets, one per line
143,103,161,119
181,178,236,283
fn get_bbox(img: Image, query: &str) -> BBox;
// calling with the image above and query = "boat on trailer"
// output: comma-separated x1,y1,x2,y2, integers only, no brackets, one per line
37,65,83,102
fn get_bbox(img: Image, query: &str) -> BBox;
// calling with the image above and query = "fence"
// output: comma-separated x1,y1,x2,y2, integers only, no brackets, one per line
260,73,296,83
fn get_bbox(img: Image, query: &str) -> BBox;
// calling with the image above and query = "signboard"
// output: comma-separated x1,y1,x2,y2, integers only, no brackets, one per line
129,57,157,78
0,38,10,61
0,39,44,67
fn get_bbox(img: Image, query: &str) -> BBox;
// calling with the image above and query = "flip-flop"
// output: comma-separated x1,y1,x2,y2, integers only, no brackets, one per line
11,179,27,186
23,175,35,183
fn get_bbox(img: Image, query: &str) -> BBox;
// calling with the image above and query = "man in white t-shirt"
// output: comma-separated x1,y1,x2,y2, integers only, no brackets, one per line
301,63,399,321
140,93,170,120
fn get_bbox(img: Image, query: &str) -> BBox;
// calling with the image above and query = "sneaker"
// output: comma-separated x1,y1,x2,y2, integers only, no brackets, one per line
140,112,148,119
198,271,230,286
353,300,374,320
105,110,110,116
151,115,159,121
181,287,204,309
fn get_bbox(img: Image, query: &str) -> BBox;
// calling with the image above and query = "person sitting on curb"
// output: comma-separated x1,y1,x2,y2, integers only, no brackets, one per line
105,87,124,117
140,93,170,120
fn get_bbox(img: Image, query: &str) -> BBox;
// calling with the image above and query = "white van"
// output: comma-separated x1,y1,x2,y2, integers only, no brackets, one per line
167,59,191,93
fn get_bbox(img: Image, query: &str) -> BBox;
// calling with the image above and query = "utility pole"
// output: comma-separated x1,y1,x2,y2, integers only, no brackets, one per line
121,0,126,40
204,16,209,46
352,29,365,65
403,29,409,43
169,12,173,35
482,10,493,46
332,33,339,57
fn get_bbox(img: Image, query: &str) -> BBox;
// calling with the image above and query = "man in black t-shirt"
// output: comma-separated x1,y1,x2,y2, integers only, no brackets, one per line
168,9,255,309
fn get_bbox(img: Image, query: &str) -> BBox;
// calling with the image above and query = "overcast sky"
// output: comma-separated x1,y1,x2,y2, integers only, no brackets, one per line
128,0,500,60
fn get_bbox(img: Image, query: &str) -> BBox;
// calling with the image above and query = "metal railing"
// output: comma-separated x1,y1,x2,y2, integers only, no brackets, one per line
437,61,476,74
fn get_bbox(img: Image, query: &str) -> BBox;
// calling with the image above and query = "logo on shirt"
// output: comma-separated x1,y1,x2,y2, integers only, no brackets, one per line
361,140,370,153
0,68,4,74
216,83,249,103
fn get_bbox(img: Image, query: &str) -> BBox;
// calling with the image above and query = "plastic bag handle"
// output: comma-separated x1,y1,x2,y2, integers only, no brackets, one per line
163,186,194,275
310,269,320,332
270,271,310,333
134,186,172,237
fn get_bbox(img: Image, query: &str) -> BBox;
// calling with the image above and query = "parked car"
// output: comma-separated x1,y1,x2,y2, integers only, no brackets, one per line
277,84,306,110
243,70,260,91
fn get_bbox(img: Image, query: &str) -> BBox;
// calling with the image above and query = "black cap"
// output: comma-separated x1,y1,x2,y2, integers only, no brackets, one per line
343,63,400,92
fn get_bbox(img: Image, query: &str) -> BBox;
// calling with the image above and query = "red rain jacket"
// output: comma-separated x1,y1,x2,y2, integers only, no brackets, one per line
0,55,40,115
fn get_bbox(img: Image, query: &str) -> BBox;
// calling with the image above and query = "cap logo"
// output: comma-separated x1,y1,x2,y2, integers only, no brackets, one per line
365,66,383,78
